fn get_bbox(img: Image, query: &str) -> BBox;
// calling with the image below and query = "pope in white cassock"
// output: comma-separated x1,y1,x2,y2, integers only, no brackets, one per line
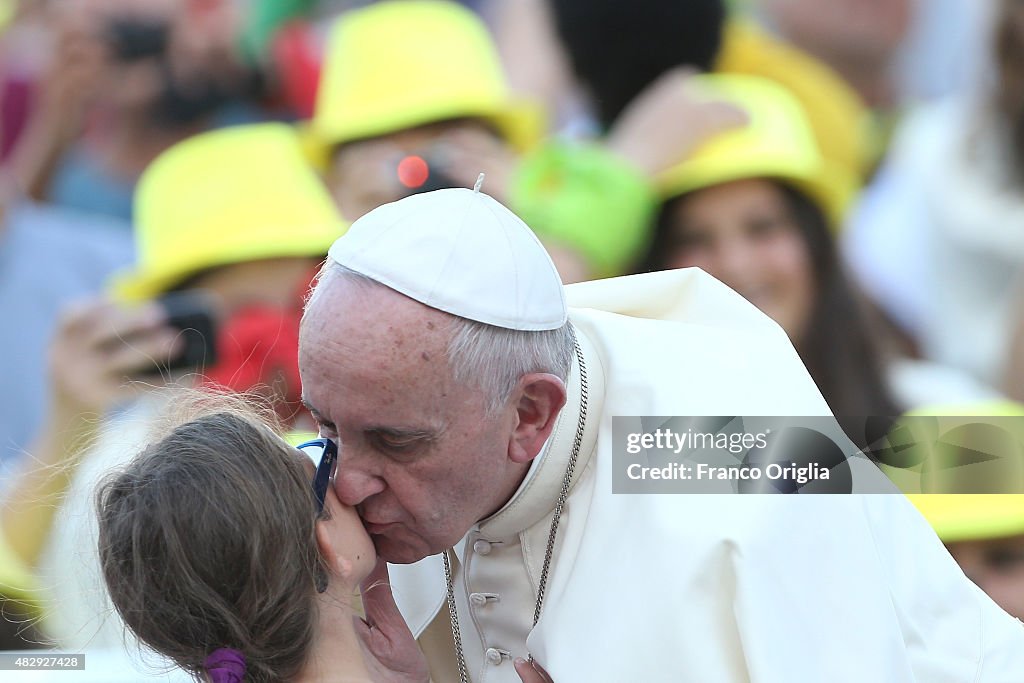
298,184,1024,682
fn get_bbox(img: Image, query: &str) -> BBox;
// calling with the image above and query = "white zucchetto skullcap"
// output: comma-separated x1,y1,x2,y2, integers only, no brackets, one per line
327,187,567,331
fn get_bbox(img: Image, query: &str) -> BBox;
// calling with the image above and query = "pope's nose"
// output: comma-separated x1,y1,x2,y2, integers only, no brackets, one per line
333,467,386,507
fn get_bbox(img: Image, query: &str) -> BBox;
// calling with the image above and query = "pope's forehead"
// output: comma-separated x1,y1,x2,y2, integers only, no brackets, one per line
301,275,452,363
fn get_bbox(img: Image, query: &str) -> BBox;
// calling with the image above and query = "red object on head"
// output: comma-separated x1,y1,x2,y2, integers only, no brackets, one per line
200,306,304,426
272,21,323,119
199,266,317,426
397,155,430,188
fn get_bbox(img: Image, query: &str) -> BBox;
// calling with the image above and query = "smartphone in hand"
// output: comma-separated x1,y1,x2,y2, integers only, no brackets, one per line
157,290,219,372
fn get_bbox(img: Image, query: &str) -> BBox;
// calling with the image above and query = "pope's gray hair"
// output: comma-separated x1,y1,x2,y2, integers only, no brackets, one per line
306,260,575,413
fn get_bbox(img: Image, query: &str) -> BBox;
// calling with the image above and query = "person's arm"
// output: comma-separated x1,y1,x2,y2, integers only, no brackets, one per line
7,14,107,202
0,298,180,567
10,15,104,196
488,0,578,121
508,68,748,280
508,139,657,281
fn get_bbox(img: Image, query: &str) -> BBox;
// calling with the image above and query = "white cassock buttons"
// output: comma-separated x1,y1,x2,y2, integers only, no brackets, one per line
469,592,499,606
473,539,493,555
485,648,504,665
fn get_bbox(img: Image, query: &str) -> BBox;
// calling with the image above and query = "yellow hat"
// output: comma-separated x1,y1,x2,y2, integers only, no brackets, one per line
882,401,1024,493
306,0,543,166
111,123,347,302
909,495,1024,543
657,74,846,227
888,402,1024,541
716,19,871,217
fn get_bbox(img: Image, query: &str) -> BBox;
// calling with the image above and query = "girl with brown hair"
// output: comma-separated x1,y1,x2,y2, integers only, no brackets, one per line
94,393,427,683
639,75,901,423
638,74,999,434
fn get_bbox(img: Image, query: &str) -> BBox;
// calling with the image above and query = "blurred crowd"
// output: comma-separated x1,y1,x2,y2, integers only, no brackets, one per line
0,0,1022,678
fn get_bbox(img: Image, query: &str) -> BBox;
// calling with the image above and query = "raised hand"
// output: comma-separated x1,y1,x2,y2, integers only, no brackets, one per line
354,559,430,683
49,296,182,418
606,66,749,178
429,125,519,204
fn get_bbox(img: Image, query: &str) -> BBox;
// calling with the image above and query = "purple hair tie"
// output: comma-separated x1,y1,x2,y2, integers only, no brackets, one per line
204,648,246,683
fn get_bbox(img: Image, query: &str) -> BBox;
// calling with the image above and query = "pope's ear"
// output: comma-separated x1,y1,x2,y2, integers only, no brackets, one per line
508,373,567,465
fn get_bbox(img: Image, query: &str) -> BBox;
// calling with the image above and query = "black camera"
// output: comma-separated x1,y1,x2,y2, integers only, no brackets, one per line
395,152,461,197
157,290,219,372
105,18,169,62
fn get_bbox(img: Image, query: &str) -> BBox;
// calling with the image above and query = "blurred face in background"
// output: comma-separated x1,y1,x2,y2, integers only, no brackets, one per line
176,256,320,422
188,257,317,314
326,119,509,221
946,534,1024,620
663,178,815,342
54,0,249,125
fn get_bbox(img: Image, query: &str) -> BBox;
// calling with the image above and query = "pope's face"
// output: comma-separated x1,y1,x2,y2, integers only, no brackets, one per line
299,277,526,564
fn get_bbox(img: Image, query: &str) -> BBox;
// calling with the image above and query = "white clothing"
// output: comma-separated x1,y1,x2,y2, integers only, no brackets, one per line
390,269,1024,682
845,99,1024,386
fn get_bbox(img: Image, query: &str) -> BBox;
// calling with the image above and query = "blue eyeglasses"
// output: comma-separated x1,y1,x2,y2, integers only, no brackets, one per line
296,438,338,516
